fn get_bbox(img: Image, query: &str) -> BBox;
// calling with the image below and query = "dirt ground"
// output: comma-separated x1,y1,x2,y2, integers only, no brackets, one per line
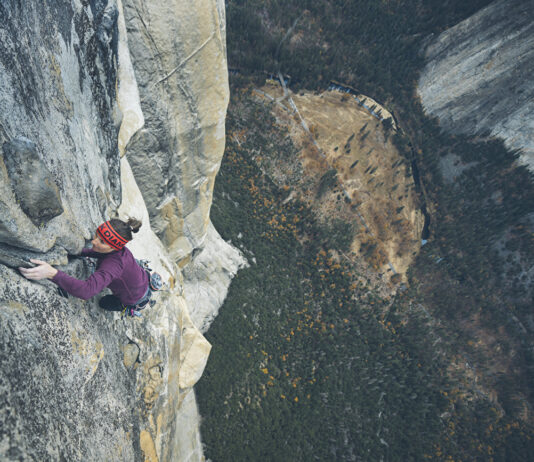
254,82,424,282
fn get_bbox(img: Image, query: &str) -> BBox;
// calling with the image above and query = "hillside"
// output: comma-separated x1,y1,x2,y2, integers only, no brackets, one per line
197,84,534,461
197,0,534,460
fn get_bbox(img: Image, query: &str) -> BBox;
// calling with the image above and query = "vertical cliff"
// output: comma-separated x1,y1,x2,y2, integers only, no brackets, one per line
0,0,237,460
121,0,229,263
120,0,246,332
417,0,534,170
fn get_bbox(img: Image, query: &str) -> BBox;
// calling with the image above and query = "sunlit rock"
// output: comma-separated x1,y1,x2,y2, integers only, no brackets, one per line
183,222,248,333
122,0,229,262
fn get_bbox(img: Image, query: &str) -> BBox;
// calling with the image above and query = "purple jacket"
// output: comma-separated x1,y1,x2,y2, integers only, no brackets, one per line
51,247,149,305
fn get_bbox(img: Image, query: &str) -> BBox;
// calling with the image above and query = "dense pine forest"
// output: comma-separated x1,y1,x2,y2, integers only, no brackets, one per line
197,1,534,460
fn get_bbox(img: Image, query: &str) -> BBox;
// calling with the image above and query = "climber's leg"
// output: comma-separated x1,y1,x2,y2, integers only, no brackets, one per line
99,295,123,311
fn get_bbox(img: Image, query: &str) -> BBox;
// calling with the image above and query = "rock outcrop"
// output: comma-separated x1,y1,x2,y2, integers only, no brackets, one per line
3,136,63,227
0,1,237,461
183,223,248,333
418,0,534,170
121,0,229,263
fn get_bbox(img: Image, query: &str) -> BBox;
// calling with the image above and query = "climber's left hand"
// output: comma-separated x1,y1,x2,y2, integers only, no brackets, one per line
19,259,58,280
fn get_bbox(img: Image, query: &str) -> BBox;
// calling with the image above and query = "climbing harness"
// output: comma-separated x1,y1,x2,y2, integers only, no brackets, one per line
121,289,156,318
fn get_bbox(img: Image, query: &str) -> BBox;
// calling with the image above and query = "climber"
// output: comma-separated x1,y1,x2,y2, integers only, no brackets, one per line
18,218,153,315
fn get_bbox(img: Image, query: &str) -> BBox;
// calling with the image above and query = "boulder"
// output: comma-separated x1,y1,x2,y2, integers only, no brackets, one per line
2,136,63,226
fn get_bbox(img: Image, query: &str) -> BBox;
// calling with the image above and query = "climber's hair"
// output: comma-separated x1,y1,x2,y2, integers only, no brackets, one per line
109,217,142,241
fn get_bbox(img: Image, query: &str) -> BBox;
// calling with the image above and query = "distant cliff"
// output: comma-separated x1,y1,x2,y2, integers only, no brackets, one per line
0,1,242,461
417,0,534,170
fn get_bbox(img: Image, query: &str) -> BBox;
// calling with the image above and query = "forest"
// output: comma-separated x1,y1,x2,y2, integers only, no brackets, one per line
197,0,534,460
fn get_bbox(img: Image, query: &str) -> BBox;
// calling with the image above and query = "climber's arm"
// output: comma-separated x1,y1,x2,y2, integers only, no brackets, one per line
50,267,117,300
19,258,122,301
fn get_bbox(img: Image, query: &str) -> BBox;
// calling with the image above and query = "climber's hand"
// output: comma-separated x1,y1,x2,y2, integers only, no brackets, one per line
18,259,58,280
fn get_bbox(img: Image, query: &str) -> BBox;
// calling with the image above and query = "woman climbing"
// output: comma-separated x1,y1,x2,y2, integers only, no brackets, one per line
19,218,152,314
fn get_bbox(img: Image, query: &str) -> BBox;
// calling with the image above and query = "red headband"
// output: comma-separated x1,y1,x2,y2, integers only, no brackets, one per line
96,221,129,250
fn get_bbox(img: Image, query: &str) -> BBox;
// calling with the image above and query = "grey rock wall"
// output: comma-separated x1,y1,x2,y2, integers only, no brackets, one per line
417,0,534,170
0,0,121,256
0,263,140,461
0,2,140,459
1,248,210,462
0,1,237,460
3,136,63,227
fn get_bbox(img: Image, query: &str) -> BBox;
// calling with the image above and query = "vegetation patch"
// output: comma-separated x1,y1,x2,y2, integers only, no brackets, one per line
199,0,534,459
197,87,533,461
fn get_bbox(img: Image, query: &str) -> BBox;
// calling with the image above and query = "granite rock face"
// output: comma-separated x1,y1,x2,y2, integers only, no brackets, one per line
0,0,122,254
115,158,211,461
0,243,68,270
0,264,139,461
183,222,248,333
0,238,210,462
418,0,534,170
0,1,235,461
0,155,213,462
121,0,229,263
2,136,63,226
